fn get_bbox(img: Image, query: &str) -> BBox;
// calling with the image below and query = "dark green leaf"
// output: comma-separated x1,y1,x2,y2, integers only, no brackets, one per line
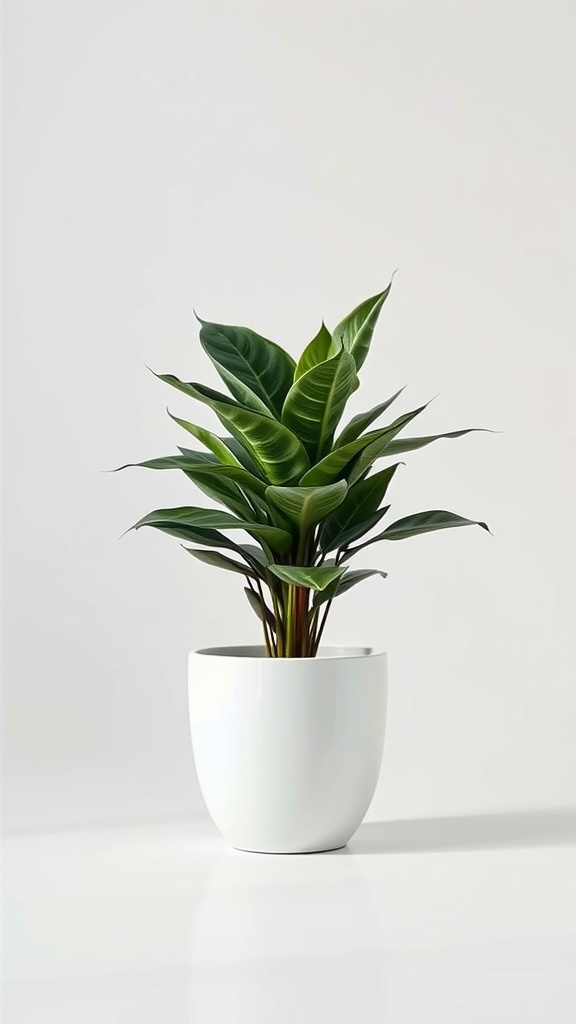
300,401,429,486
346,404,431,485
294,322,336,380
244,587,277,631
114,450,218,472
132,506,292,553
332,280,393,371
182,471,256,519
376,428,490,457
167,411,241,465
320,465,401,551
313,568,388,607
266,480,348,535
184,548,258,578
343,528,391,560
199,318,296,417
323,507,390,553
282,350,358,459
176,452,268,498
132,521,242,551
153,371,272,418
155,375,309,484
380,510,490,541
336,387,406,447
221,436,263,477
268,564,347,591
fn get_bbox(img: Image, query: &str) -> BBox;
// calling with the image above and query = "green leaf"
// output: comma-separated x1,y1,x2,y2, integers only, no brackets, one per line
132,506,293,553
332,280,393,371
380,510,490,541
313,568,388,607
282,350,358,459
239,543,269,566
300,401,429,486
221,436,263,477
266,480,348,535
184,548,258,579
116,452,262,519
120,449,269,512
343,528,391,560
198,318,296,417
167,411,242,466
114,451,218,472
345,404,431,486
160,378,309,485
268,564,347,591
375,428,489,457
131,521,243,551
244,587,277,631
294,322,335,380
153,371,272,419
336,387,406,447
320,465,401,551
182,470,257,519
323,508,390,553
177,451,268,498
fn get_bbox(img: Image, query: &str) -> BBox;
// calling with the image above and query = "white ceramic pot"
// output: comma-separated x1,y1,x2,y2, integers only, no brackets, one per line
188,645,387,854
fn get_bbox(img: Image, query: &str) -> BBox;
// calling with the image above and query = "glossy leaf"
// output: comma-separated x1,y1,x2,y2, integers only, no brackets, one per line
132,506,292,553
336,387,406,447
294,322,335,380
346,404,431,485
324,507,390,553
268,564,347,591
343,510,489,558
116,454,260,518
221,436,263,477
300,401,429,486
167,411,241,466
313,568,388,607
184,548,258,578
239,543,269,566
177,451,268,498
266,481,348,535
343,528,393,560
182,471,256,520
376,428,489,457
282,349,358,459
154,371,272,419
332,280,393,371
320,465,401,551
244,587,276,631
156,376,309,484
132,521,244,551
198,318,295,417
114,451,217,473
380,510,490,541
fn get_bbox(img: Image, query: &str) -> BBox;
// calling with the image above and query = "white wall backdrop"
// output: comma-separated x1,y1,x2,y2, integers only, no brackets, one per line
4,0,575,832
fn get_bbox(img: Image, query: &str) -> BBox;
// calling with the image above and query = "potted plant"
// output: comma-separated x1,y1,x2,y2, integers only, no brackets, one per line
118,280,489,853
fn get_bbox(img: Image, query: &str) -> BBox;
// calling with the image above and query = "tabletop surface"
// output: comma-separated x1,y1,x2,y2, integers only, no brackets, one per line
4,811,576,1023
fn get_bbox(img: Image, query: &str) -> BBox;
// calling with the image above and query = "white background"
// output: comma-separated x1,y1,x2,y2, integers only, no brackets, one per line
4,0,576,833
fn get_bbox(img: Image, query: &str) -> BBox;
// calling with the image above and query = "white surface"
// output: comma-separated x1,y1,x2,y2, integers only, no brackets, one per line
4,813,576,1023
189,647,387,852
4,0,576,832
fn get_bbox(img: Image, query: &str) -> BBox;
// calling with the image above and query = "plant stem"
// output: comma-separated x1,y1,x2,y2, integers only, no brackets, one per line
247,577,273,657
312,598,333,655
270,587,284,657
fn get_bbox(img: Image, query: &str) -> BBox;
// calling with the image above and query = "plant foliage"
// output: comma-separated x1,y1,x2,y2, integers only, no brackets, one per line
118,280,489,656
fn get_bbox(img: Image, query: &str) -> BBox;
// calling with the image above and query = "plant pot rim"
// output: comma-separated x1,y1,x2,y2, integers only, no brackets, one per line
190,645,386,662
